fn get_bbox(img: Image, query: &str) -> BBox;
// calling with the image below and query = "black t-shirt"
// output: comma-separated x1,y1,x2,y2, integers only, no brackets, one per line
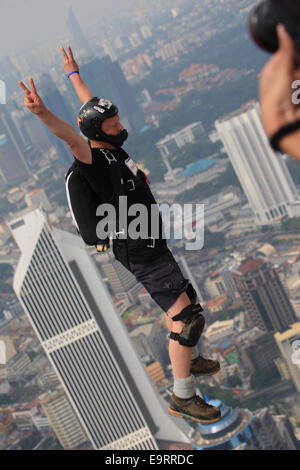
75,147,168,262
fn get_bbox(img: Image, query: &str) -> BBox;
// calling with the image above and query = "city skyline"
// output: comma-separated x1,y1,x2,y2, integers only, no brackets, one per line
0,0,123,60
0,0,187,61
1,0,300,451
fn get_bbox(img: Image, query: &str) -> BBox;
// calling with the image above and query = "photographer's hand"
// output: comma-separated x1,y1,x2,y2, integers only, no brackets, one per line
260,24,300,159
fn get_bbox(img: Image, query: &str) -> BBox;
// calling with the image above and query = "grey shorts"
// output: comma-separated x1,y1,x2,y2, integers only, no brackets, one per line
128,248,193,312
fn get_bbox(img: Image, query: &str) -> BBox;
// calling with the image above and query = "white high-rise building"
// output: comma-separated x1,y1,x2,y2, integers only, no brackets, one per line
9,208,191,450
215,102,300,224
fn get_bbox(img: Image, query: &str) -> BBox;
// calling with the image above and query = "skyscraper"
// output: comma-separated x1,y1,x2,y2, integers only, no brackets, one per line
66,7,92,56
80,56,145,132
37,74,76,167
102,39,118,62
274,322,300,393
9,208,191,450
231,258,297,333
22,113,52,149
215,102,300,224
249,408,285,450
39,387,89,450
273,414,299,450
98,251,143,305
0,109,30,185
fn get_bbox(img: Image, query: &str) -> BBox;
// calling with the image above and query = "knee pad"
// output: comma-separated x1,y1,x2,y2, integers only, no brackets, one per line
169,303,205,347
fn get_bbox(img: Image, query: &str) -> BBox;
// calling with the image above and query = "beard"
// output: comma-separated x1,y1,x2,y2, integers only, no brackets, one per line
101,129,129,148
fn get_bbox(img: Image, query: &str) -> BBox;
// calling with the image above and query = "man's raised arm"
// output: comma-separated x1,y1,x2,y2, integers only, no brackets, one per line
19,78,92,164
61,45,94,105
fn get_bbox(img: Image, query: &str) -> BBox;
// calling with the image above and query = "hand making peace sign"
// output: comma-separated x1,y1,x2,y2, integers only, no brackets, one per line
18,78,47,115
61,45,79,76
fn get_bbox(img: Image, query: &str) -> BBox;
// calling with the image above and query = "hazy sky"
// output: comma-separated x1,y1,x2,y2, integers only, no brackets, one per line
0,0,124,59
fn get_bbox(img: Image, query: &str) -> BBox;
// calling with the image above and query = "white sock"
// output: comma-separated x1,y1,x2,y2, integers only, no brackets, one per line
173,375,196,399
191,346,199,360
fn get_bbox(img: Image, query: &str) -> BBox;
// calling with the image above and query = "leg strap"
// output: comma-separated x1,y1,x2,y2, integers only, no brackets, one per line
186,283,197,304
172,303,203,322
169,303,205,347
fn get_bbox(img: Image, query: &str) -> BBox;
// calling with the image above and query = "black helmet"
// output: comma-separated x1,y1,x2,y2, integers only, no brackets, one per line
77,97,128,147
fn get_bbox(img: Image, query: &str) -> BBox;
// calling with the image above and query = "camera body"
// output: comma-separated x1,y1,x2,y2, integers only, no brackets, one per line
249,0,300,55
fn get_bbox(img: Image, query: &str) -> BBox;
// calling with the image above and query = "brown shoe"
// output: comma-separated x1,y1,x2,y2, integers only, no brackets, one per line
190,355,220,377
168,393,221,423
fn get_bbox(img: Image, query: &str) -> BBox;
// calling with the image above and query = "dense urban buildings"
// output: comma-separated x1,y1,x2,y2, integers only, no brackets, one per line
1,0,300,450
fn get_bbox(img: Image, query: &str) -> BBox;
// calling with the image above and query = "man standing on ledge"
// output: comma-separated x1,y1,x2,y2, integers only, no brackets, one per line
18,46,221,424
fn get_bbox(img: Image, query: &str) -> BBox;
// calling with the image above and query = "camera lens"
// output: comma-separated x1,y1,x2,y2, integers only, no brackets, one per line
249,0,300,56
249,1,279,53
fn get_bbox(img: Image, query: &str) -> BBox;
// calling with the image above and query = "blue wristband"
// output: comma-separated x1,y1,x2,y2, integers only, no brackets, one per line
67,71,79,79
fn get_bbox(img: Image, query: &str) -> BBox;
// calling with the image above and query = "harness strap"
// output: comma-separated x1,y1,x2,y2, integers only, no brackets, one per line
172,303,204,322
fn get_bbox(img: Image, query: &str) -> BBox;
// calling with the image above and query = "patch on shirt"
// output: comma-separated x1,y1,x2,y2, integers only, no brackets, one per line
125,157,138,177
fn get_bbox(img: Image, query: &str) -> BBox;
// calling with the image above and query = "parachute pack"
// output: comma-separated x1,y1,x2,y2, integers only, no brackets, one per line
64,148,151,258
65,160,109,250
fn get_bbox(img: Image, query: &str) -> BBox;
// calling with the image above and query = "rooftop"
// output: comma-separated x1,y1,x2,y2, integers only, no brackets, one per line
204,320,234,337
183,159,215,177
193,408,252,449
238,258,264,275
27,189,42,198
274,322,300,342
207,295,227,308
215,100,258,125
